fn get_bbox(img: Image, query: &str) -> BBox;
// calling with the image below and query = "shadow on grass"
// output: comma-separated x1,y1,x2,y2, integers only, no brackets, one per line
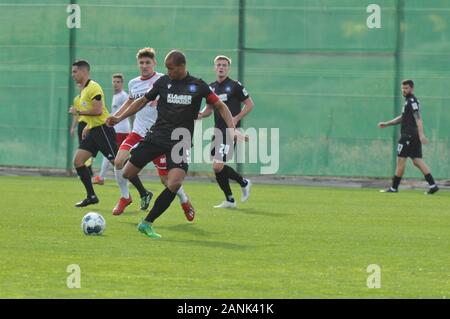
118,222,252,250
157,223,216,237
237,207,291,218
119,222,215,237
163,238,252,251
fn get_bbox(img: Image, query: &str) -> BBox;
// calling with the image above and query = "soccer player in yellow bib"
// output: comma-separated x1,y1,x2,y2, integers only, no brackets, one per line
69,83,94,176
69,60,119,207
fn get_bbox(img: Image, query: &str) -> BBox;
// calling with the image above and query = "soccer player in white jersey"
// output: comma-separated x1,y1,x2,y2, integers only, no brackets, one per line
92,74,131,185
109,47,195,220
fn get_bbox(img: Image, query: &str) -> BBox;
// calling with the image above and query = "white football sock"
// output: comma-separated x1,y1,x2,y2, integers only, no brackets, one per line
99,157,111,179
114,168,130,199
176,185,188,204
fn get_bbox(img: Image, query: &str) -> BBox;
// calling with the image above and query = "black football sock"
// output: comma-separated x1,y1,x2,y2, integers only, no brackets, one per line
76,166,96,198
223,165,247,187
392,175,402,190
215,170,234,202
424,174,436,187
86,164,94,177
128,175,148,198
145,188,177,223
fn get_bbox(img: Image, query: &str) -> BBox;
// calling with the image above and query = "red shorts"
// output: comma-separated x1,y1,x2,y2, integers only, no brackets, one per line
119,132,168,176
153,155,168,176
116,133,129,147
119,132,142,151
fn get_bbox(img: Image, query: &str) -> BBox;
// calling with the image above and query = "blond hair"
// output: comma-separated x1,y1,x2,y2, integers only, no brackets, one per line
214,55,232,65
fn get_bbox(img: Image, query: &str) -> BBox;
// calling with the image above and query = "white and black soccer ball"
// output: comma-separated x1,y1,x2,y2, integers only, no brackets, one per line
81,212,106,235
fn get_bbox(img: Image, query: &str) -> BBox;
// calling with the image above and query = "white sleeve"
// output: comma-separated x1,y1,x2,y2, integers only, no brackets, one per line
121,92,129,105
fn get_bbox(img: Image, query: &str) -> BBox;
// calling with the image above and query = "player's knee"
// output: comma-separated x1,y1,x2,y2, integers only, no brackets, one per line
167,181,182,193
73,158,83,168
213,163,224,173
121,169,132,180
114,158,124,169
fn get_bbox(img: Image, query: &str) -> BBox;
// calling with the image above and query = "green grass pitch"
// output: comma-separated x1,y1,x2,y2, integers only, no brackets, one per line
0,175,448,298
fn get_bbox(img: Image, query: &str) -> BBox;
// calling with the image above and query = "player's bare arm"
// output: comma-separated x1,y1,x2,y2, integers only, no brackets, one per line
211,99,234,129
233,97,254,126
69,99,103,116
211,99,247,141
107,95,149,126
113,98,134,118
198,104,213,119
413,111,428,144
70,113,78,137
81,126,90,139
378,115,402,128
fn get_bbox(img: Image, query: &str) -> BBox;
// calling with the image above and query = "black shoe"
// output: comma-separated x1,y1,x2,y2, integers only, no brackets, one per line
140,191,153,211
75,196,99,207
425,186,439,195
380,187,398,193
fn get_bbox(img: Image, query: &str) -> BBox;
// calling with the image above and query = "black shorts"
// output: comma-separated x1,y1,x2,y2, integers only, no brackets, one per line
397,134,422,158
210,127,235,162
78,124,117,161
129,139,189,173
77,121,87,144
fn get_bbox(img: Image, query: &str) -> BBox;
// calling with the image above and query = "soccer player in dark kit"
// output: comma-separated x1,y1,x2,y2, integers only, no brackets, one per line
106,50,236,238
378,79,439,194
198,55,254,208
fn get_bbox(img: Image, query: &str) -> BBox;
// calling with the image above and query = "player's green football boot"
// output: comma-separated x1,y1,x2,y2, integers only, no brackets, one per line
140,191,153,211
137,220,161,239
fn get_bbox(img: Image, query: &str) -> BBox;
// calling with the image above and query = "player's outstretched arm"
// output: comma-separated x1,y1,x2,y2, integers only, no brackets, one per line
113,98,134,118
106,96,148,126
120,96,148,119
378,115,402,128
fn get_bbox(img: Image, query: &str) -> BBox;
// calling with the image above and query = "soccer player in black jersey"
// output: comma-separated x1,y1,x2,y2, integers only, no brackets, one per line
378,80,439,194
198,55,254,208
106,50,236,238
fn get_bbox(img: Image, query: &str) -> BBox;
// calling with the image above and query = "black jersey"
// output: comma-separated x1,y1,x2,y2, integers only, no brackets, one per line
209,77,250,129
401,94,420,137
144,73,219,147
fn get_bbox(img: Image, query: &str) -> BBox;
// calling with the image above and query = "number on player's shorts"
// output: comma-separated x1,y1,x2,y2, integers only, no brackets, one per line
185,149,191,162
397,143,404,155
219,144,230,156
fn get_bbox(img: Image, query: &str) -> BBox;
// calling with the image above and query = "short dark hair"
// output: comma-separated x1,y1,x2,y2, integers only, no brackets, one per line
402,79,414,88
165,50,186,66
112,73,124,82
72,59,90,71
136,47,156,60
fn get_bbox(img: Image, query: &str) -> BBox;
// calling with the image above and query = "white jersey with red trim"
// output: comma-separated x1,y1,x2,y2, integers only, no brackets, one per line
128,72,163,137
111,90,131,134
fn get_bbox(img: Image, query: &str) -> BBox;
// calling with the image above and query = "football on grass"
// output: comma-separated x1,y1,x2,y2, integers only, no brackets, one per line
81,212,106,235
